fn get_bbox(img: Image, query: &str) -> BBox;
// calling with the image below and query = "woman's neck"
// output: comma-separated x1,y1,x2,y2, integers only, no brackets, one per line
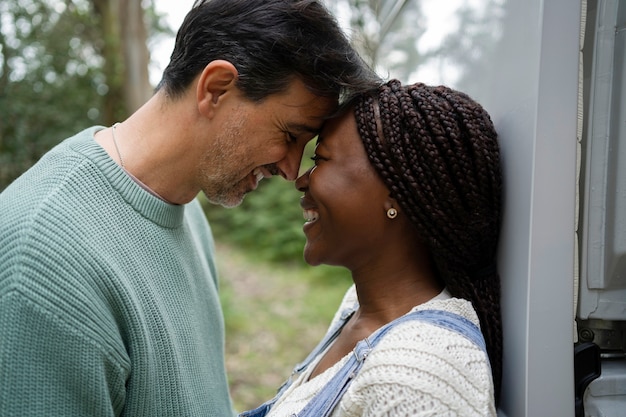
350,264,443,329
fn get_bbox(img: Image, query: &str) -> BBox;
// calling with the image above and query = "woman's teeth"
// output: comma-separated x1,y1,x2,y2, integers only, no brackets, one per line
303,210,319,223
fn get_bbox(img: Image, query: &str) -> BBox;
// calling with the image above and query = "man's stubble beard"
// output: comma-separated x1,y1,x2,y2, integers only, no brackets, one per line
199,119,250,208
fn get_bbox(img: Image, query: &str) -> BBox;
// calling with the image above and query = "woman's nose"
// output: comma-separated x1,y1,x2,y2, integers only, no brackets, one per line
295,166,314,191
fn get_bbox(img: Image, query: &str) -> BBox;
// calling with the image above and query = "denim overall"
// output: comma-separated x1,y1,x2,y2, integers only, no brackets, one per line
239,305,487,417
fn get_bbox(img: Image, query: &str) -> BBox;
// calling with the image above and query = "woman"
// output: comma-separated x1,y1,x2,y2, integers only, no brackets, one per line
242,79,502,417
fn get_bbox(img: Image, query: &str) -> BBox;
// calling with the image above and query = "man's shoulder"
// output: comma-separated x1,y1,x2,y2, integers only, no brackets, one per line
2,126,102,195
1,126,106,209
0,130,112,274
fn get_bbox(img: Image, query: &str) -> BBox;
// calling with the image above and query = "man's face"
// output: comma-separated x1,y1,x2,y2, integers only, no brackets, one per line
198,79,336,208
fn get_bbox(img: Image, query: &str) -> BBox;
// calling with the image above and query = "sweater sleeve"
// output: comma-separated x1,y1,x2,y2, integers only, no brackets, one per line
335,321,496,417
0,288,129,416
0,209,131,416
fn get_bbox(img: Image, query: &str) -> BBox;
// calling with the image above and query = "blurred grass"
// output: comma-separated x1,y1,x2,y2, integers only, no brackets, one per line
215,243,352,412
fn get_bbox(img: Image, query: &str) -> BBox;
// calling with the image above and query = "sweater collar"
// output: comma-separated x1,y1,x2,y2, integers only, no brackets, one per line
71,126,186,228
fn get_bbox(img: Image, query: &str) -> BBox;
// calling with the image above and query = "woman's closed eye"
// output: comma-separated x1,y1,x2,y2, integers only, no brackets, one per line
310,154,325,164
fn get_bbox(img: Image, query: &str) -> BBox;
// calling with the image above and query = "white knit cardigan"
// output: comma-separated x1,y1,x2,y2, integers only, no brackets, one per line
266,285,496,417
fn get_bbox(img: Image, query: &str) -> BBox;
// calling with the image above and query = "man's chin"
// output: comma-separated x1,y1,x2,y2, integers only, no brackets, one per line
202,190,247,208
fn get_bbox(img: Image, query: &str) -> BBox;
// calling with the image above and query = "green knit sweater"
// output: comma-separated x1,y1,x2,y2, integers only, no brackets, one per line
0,127,235,416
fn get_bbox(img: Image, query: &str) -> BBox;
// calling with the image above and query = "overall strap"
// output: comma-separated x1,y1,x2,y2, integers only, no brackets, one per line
384,309,486,352
238,303,358,417
295,309,486,417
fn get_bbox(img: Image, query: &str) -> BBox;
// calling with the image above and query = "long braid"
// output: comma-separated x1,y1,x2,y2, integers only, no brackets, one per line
355,79,503,405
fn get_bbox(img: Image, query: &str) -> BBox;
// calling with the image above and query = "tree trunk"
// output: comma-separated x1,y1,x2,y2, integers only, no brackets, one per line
92,0,152,124
120,0,153,112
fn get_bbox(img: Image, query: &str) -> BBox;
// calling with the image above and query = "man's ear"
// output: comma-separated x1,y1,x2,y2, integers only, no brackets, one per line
196,60,238,118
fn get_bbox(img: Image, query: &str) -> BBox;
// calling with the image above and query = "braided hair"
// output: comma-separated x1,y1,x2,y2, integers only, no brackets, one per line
354,79,503,405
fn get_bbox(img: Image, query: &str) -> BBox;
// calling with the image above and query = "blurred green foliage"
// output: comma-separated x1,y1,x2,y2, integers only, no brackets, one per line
0,1,106,188
0,0,168,190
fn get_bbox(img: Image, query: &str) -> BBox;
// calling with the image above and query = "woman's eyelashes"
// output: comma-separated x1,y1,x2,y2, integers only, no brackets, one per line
310,154,325,164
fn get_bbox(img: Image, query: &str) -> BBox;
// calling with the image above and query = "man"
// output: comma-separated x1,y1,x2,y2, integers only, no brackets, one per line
0,0,380,415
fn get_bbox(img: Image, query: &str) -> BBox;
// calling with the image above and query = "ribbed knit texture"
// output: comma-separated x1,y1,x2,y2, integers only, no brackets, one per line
0,127,235,416
266,285,496,417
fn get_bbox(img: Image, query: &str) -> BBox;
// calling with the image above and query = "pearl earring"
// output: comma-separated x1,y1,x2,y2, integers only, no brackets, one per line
386,207,397,219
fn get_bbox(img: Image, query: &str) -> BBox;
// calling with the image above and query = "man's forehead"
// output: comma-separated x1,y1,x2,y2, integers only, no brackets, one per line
277,78,338,107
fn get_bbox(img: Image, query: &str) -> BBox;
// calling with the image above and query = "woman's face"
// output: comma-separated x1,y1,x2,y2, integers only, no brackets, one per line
295,108,392,269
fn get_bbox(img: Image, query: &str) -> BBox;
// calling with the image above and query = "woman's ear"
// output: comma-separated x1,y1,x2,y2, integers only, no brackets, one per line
196,60,239,118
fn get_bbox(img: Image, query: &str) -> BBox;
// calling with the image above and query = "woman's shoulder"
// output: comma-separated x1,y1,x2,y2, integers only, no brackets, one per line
414,293,481,326
376,296,486,358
